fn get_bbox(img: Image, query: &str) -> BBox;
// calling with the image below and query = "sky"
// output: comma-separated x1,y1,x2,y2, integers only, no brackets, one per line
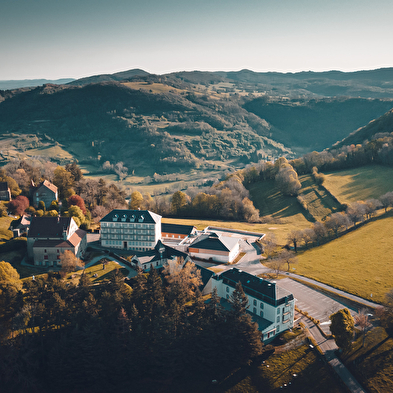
1,0,393,80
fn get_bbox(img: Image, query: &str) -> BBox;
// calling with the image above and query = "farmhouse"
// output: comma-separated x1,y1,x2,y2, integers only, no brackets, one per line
10,214,31,237
100,209,162,251
213,268,295,341
30,180,58,209
27,216,87,266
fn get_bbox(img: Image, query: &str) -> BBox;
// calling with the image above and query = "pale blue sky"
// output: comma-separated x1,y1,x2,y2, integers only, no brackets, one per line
1,0,393,80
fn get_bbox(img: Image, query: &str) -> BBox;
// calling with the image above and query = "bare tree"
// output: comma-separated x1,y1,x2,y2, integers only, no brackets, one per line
313,221,327,245
59,250,83,277
324,212,350,237
346,202,367,226
262,233,277,259
279,249,298,272
287,230,302,253
114,161,128,181
354,309,372,347
267,255,286,278
379,191,393,212
302,228,316,248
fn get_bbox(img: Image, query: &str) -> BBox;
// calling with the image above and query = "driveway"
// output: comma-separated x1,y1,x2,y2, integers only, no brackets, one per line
276,278,359,335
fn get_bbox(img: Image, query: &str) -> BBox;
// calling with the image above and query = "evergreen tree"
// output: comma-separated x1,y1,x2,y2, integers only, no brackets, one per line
226,282,263,365
330,308,355,351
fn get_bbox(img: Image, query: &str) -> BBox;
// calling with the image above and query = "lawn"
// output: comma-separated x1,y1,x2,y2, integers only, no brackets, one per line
323,165,393,204
0,214,14,242
220,343,345,393
162,217,310,245
66,260,129,285
343,326,393,393
295,215,393,303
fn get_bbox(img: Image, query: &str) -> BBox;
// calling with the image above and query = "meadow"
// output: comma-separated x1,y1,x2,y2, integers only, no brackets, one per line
295,214,393,303
323,165,393,204
343,326,393,393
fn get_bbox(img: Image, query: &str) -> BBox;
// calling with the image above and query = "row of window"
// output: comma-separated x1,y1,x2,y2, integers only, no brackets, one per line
102,222,155,228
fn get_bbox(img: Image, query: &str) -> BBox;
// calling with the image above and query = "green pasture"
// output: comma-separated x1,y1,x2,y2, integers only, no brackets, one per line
162,217,310,245
298,174,341,220
323,165,393,204
295,215,393,303
343,326,393,393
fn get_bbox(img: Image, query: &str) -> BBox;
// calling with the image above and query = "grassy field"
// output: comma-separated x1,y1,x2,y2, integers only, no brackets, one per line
0,214,13,242
295,214,393,303
162,217,310,245
343,326,393,393
323,165,393,204
298,174,341,221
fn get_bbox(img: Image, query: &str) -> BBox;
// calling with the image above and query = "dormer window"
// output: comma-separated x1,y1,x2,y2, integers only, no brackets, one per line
112,214,118,222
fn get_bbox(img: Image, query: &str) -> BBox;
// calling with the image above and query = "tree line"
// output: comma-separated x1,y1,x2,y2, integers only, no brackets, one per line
0,260,263,392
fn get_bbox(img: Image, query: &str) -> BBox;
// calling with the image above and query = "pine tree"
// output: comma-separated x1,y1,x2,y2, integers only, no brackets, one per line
226,282,263,365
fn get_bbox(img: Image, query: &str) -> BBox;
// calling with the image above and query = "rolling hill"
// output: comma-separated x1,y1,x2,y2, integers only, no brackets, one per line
1,67,393,179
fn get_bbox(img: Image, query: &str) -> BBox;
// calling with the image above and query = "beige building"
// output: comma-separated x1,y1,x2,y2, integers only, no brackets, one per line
27,216,86,266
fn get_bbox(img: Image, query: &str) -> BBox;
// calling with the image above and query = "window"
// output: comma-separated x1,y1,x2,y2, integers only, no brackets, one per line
277,326,280,333
253,307,257,314
226,287,229,293
260,311,264,318
226,294,229,299
253,299,257,306
260,303,264,309
277,308,280,315
277,316,280,323
44,255,48,260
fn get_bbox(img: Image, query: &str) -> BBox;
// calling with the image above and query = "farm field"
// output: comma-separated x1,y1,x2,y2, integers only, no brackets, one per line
323,165,393,204
298,174,341,221
295,214,393,303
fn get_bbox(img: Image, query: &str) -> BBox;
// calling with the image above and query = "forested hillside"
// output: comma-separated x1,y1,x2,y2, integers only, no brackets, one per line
1,68,393,180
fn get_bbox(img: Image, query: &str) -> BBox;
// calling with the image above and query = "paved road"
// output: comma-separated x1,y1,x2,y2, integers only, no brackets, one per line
302,317,366,393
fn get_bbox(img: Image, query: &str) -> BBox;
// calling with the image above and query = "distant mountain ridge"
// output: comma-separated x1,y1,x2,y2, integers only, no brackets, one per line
0,78,75,90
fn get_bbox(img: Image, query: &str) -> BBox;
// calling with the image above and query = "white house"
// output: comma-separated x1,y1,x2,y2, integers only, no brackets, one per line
131,240,190,271
100,209,162,251
188,232,240,264
212,268,295,341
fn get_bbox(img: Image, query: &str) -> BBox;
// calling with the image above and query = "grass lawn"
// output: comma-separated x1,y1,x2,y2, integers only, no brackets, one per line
162,217,310,246
0,214,14,242
66,260,129,285
220,343,345,393
323,165,393,204
343,326,393,393
295,215,393,303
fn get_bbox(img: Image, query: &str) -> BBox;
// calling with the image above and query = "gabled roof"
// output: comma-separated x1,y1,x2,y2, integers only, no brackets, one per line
134,240,188,265
100,209,161,224
190,232,239,252
37,180,58,194
161,223,196,235
28,216,73,238
10,214,31,230
218,268,294,305
194,264,215,291
0,182,9,191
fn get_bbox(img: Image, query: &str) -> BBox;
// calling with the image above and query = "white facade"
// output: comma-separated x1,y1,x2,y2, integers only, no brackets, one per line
100,210,161,251
212,269,295,341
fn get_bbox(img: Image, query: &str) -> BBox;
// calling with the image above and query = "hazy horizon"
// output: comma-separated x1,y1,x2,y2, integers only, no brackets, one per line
2,0,393,80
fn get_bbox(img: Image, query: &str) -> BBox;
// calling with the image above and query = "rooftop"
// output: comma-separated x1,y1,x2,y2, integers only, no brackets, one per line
101,209,161,224
28,216,73,238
